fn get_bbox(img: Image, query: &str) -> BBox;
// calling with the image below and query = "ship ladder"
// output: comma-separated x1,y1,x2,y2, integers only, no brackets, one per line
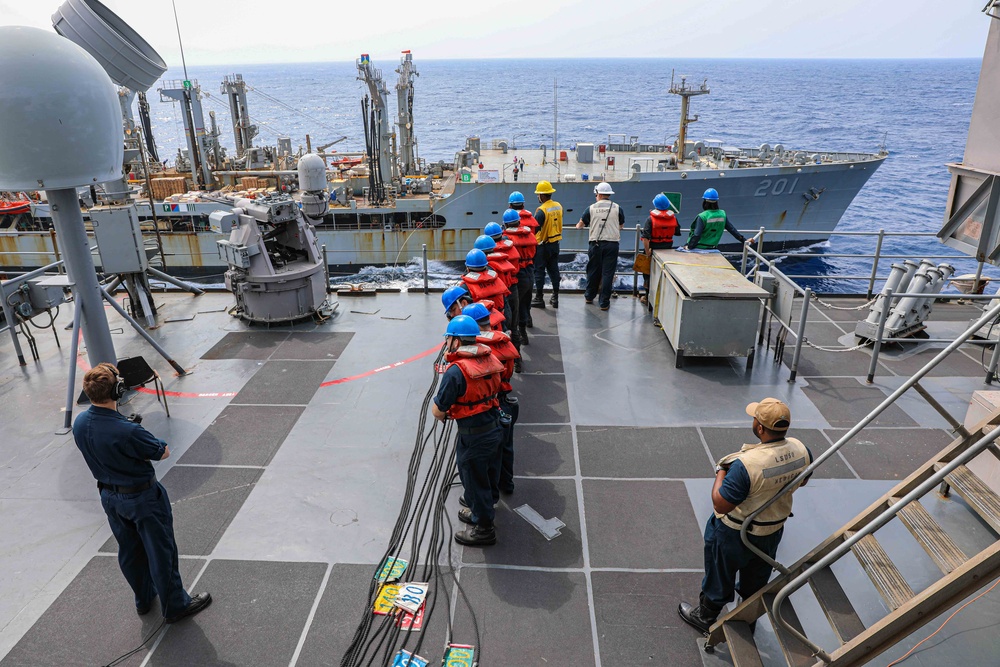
705,405,1000,666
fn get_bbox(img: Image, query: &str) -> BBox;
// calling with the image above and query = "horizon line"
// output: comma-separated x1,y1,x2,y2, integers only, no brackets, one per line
167,55,983,69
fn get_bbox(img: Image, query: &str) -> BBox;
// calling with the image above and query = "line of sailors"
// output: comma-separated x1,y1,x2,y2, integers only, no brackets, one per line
431,192,539,547
431,187,742,546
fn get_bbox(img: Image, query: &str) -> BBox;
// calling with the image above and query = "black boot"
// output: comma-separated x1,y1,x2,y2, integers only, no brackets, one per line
455,524,496,546
531,293,545,308
513,358,523,373
549,291,559,309
519,325,529,345
677,601,719,635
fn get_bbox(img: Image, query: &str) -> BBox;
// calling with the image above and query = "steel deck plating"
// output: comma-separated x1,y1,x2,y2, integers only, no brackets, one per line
0,292,998,666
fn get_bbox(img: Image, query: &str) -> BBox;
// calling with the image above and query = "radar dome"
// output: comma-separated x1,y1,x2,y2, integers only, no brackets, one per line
297,154,327,192
0,26,123,190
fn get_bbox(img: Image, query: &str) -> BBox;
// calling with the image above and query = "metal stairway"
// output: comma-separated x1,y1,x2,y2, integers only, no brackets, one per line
705,303,1000,666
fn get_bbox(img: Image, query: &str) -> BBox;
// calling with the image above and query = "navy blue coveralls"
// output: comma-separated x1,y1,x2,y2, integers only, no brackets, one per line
434,366,503,527
73,406,192,616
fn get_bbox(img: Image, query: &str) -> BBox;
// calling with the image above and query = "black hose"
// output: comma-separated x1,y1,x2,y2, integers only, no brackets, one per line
340,345,484,666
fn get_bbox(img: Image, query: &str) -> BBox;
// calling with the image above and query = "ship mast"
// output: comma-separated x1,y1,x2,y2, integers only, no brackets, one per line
669,71,710,164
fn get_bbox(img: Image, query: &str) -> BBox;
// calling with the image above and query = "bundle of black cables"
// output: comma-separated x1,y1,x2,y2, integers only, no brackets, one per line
340,345,482,666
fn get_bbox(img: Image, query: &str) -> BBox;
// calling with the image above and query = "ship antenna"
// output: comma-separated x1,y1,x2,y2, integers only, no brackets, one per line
171,0,189,81
553,78,558,175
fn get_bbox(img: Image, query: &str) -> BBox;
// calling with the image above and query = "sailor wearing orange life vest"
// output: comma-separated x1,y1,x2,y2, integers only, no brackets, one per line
486,221,523,348
462,249,509,315
441,284,505,332
639,194,680,302
463,302,520,497
432,315,505,547
474,234,518,338
506,192,539,336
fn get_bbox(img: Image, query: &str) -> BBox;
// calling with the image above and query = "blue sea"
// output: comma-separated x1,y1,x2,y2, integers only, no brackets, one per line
148,58,987,292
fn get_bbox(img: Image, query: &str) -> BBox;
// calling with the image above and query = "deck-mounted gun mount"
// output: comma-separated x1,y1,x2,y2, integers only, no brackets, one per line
213,155,335,324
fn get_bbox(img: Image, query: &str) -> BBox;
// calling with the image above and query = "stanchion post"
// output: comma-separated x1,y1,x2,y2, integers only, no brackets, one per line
867,289,893,383
322,244,331,294
788,288,811,383
422,243,429,294
867,228,885,299
632,224,640,296
754,227,765,280
986,326,1000,384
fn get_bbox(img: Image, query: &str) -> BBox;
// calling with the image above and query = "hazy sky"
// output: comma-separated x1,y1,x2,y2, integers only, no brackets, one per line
1,0,992,65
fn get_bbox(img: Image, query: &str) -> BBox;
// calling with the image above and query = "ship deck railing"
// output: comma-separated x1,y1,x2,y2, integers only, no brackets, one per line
1,225,993,300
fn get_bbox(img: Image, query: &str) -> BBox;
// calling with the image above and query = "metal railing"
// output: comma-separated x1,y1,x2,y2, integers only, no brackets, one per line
729,300,1000,662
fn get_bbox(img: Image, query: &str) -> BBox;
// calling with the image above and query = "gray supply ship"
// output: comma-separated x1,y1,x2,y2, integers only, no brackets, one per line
0,9,886,277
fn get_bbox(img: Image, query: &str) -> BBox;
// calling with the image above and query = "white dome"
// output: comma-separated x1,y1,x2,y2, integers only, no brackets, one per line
297,153,327,192
0,26,123,190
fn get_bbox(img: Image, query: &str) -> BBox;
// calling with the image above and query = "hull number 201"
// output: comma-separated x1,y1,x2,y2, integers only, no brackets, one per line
754,177,799,197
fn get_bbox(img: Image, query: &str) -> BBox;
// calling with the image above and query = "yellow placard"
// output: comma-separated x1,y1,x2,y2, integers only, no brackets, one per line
373,583,400,615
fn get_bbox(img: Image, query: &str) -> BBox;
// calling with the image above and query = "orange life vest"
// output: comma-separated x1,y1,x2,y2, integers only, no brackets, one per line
518,208,539,232
650,209,679,245
487,252,517,288
476,329,519,392
444,344,503,420
505,225,537,267
462,268,508,313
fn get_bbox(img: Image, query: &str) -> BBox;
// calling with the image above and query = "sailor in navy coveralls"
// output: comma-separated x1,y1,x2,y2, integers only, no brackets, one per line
73,363,211,622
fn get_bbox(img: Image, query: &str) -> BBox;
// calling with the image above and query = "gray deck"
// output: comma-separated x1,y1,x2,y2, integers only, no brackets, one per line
1,291,999,666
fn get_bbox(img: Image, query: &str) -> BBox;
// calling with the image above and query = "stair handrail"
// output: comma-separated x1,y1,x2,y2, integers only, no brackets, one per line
737,299,1000,572
771,420,1000,663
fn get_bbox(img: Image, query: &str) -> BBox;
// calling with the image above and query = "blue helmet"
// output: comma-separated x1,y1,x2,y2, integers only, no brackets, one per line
484,222,504,238
442,285,469,313
653,194,671,211
462,303,491,323
502,209,520,225
445,314,480,338
508,191,525,204
465,248,489,269
703,188,719,202
473,235,497,252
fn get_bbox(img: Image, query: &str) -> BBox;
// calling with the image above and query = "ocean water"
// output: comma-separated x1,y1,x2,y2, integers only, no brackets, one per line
147,58,987,292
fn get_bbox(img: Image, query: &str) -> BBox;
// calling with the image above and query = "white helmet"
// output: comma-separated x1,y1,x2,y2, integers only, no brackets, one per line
594,182,615,196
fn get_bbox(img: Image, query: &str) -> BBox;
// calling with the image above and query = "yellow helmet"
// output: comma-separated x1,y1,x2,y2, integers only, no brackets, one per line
534,180,556,195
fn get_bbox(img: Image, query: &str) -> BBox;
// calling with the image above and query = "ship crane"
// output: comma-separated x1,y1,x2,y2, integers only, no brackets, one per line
395,50,419,176
356,54,396,187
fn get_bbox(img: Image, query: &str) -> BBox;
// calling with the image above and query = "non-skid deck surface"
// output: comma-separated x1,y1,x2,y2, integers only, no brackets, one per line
2,292,999,666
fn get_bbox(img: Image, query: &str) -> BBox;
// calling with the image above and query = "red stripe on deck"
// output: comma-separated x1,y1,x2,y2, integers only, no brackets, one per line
75,338,441,398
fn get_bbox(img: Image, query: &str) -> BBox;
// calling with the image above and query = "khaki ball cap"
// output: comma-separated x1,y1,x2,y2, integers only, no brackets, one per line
746,397,791,431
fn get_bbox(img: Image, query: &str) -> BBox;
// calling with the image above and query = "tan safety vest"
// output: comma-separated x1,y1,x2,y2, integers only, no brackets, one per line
586,201,622,242
715,437,810,536
536,199,563,244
